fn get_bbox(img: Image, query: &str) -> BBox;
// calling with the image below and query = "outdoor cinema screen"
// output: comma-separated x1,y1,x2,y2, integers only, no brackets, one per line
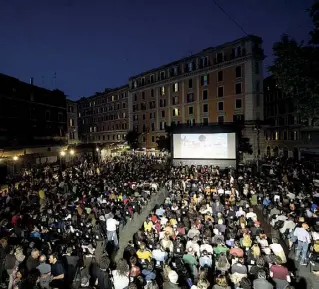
173,133,236,159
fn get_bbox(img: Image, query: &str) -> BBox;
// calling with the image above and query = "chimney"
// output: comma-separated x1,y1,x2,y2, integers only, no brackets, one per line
30,77,34,85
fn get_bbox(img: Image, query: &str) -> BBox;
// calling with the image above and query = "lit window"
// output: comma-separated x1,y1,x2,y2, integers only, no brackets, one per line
174,83,179,92
161,86,165,95
275,131,278,140
173,108,179,117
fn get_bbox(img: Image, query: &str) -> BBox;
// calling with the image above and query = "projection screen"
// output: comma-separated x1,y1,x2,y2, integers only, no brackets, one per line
173,133,236,159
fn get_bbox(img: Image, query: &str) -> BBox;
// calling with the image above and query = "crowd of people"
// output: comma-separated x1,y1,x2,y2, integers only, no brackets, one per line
0,153,318,289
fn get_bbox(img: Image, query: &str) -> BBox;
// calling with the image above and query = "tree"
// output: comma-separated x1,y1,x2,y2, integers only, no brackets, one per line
309,1,319,45
268,3,319,126
156,135,171,151
269,35,319,126
125,130,140,150
156,123,175,152
238,134,253,155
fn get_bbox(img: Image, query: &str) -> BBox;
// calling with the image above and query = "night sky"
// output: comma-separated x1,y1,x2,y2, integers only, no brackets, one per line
0,0,314,100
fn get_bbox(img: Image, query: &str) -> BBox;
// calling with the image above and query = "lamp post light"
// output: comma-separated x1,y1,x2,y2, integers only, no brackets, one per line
12,156,18,174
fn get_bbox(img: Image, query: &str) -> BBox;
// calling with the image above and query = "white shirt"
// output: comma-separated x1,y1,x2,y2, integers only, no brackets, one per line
293,227,311,243
200,244,214,255
312,231,319,241
246,212,258,222
270,243,287,263
112,270,129,289
106,218,119,231
280,220,295,234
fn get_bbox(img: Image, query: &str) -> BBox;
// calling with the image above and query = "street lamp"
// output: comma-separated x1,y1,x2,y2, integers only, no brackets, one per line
70,149,75,156
60,151,66,157
96,148,99,152
13,156,18,161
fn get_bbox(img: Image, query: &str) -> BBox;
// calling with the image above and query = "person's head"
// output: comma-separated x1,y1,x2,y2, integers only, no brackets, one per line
116,258,129,276
130,256,137,266
257,269,267,279
215,275,228,288
39,255,46,263
31,249,40,259
197,278,210,289
256,257,265,267
240,277,251,289
16,267,27,280
49,253,58,264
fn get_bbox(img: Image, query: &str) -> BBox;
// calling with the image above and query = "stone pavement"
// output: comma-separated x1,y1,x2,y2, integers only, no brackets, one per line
114,187,169,263
255,206,319,289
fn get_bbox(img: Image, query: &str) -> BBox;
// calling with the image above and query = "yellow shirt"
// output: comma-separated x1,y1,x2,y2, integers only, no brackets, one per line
144,221,153,232
136,250,152,262
39,190,45,199
170,218,177,226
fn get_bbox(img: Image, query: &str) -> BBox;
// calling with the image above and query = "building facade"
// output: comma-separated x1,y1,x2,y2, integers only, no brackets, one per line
0,73,67,150
264,76,319,160
66,99,79,144
78,85,129,144
128,35,265,158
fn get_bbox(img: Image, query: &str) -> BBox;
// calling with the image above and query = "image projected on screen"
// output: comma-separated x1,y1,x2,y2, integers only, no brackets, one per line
173,133,236,159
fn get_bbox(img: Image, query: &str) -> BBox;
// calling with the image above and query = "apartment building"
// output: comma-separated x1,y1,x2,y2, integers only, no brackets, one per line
66,99,79,144
128,35,264,157
264,76,319,160
78,85,129,144
0,73,67,149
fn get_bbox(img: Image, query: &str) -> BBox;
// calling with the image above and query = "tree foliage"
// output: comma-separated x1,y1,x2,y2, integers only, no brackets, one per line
268,2,319,126
156,123,174,152
238,134,253,155
125,130,140,150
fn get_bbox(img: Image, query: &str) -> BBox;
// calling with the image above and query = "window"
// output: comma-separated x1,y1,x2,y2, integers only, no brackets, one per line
134,94,137,101
173,108,179,117
235,99,242,109
217,52,223,62
218,71,223,82
188,79,193,89
236,83,242,95
68,105,74,113
160,122,165,130
201,57,208,67
203,118,209,125
159,99,166,107
160,71,165,80
151,123,155,131
161,110,165,118
174,83,179,92
275,131,278,140
233,114,244,122
58,113,63,122
218,101,224,111
150,74,155,83
218,86,224,98
152,136,155,143
161,86,165,95
203,90,208,100
203,104,208,113
236,66,242,78
151,89,154,97
142,92,145,100
218,115,224,123
202,74,209,86
255,62,260,74
188,62,193,72
173,66,178,75
69,118,74,127
141,77,145,85
172,96,178,105
188,106,194,115
187,93,194,103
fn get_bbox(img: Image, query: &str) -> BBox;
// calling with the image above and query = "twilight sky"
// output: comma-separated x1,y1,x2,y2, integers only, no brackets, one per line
0,0,314,100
